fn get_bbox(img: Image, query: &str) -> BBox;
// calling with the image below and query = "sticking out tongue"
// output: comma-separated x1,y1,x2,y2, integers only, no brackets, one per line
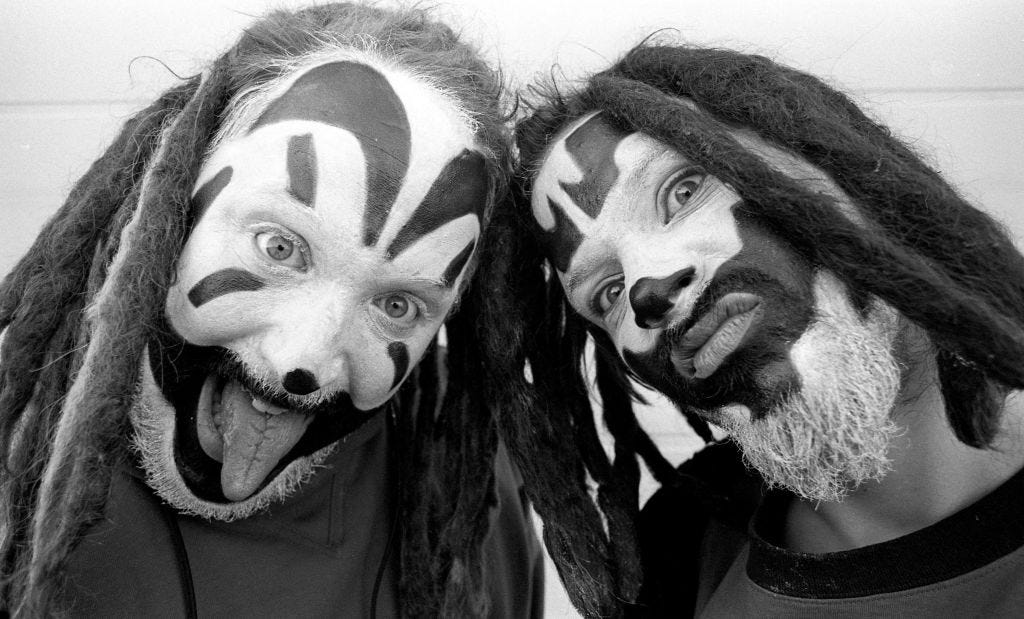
196,375,314,501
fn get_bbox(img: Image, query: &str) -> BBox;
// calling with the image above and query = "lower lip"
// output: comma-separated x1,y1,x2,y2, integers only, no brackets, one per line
672,293,762,379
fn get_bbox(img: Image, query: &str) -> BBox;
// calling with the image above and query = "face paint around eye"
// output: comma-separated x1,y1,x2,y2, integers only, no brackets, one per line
387,341,410,391
375,292,421,324
661,168,708,222
255,230,308,269
145,56,491,518
593,278,625,316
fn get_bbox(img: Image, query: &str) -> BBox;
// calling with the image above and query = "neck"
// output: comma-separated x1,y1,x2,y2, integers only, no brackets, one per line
785,341,1024,553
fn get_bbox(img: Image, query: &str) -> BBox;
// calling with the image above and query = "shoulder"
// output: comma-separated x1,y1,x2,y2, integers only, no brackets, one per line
65,465,191,616
634,441,761,615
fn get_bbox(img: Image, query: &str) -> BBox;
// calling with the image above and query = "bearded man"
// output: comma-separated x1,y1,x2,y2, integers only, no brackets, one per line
483,43,1024,616
0,4,543,617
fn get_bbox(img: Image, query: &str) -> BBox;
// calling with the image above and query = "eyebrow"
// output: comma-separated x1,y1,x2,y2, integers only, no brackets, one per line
404,275,453,293
621,149,678,188
562,252,608,298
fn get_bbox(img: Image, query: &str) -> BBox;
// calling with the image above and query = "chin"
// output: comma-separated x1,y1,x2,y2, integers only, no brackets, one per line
705,278,906,502
130,333,375,521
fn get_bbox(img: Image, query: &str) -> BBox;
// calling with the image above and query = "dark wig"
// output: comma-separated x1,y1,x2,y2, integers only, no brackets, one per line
0,4,511,616
484,41,1024,615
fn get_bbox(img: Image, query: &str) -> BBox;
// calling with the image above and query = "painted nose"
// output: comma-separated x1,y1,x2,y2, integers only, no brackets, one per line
282,368,320,395
629,267,696,329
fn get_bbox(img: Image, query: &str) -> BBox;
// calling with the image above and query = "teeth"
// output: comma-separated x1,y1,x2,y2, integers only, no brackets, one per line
251,397,290,416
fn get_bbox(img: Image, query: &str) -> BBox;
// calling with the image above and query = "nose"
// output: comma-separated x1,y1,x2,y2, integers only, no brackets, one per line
629,266,696,329
282,368,320,395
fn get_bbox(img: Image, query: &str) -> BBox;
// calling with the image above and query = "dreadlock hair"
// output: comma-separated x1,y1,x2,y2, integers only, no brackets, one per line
484,40,1024,616
0,4,511,616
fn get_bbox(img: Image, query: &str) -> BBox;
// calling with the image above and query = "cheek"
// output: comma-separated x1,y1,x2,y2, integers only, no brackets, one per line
165,219,269,345
345,332,432,409
165,285,273,347
613,322,661,356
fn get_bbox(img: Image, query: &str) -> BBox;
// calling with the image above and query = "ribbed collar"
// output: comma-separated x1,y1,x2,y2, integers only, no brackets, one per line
746,465,1024,598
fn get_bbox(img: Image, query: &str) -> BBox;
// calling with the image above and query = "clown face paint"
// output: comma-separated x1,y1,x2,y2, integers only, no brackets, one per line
531,113,904,499
532,113,818,413
135,59,488,518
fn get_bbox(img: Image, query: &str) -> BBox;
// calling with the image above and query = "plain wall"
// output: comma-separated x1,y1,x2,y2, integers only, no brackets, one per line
3,1,1023,616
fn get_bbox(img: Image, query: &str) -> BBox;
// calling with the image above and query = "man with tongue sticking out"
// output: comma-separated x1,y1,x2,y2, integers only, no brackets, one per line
0,4,542,617
486,42,1024,615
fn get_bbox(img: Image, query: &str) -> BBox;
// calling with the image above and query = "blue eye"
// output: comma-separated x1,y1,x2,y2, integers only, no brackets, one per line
256,231,307,269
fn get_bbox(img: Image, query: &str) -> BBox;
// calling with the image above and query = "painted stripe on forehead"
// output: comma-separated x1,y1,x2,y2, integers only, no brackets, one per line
558,115,628,218
385,150,488,259
541,197,584,273
252,61,410,246
286,133,317,207
187,268,265,308
191,166,233,222
440,240,476,288
387,342,410,391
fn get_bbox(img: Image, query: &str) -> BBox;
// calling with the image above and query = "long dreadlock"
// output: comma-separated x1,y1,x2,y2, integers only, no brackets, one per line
0,4,511,616
485,41,1024,616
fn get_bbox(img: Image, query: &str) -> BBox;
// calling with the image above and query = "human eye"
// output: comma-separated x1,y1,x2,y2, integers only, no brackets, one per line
373,292,423,326
591,277,625,317
660,168,707,222
254,229,308,270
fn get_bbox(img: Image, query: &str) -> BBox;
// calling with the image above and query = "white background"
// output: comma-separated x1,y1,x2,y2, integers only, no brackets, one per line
3,1,1023,616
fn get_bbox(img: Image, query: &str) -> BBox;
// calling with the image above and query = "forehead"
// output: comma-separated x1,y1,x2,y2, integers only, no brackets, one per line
196,59,489,241
530,108,862,272
530,113,666,271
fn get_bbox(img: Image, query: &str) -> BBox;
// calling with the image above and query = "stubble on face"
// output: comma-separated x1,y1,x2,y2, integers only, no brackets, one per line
714,273,904,502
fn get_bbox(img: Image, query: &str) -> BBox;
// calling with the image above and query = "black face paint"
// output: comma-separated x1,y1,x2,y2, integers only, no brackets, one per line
147,324,375,503
539,197,584,273
620,210,814,419
187,268,265,308
440,240,476,288
558,115,628,219
286,133,317,207
282,368,319,395
387,341,410,391
385,150,488,259
253,61,411,247
191,166,233,224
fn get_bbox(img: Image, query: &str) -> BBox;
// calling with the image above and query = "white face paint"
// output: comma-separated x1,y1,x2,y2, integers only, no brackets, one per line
532,112,905,500
532,113,747,360
716,272,902,502
135,57,488,517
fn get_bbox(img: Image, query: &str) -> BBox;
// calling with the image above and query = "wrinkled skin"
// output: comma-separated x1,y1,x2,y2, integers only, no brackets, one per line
134,56,489,519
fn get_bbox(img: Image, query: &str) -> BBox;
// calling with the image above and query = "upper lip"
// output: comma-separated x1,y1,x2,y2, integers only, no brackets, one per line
670,292,763,378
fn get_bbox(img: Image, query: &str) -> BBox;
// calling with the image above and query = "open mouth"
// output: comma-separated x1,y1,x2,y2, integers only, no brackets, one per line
670,292,763,379
195,374,316,501
146,332,375,504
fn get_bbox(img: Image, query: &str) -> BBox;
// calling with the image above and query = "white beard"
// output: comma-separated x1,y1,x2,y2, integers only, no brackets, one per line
715,272,903,503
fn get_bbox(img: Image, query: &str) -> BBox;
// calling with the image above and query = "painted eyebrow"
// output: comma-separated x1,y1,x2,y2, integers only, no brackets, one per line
251,61,411,247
